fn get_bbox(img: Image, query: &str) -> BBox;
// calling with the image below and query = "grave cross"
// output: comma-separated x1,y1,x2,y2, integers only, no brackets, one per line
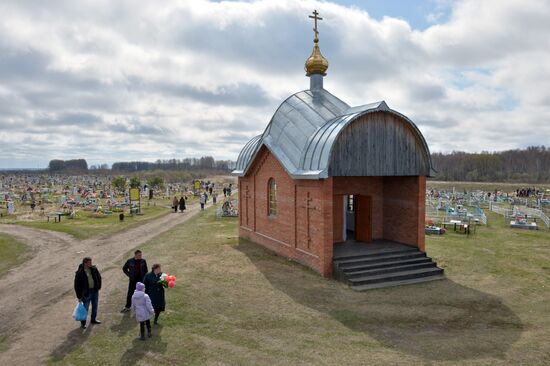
309,9,323,39
302,191,320,249
244,185,252,225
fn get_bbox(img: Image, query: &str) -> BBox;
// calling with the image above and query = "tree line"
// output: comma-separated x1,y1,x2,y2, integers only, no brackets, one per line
431,146,550,182
47,156,233,173
48,159,88,172
110,157,233,172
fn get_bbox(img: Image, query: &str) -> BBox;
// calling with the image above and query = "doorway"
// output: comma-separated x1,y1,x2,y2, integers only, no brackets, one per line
343,194,372,242
344,195,355,240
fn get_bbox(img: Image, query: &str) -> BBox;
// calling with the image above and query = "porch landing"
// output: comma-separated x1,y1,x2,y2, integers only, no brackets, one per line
333,240,417,260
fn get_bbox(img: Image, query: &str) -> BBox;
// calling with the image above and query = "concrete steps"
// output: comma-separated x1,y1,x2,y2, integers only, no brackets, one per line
333,246,444,290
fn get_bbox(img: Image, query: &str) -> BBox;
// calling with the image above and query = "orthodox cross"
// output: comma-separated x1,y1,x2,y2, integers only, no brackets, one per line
309,9,323,39
244,185,252,225
302,191,319,249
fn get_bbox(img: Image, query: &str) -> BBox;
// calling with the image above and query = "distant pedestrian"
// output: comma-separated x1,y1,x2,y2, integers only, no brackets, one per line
172,196,178,213
179,196,186,212
200,193,206,210
223,187,227,197
122,250,148,312
143,264,165,325
131,282,154,340
212,192,218,205
74,257,102,329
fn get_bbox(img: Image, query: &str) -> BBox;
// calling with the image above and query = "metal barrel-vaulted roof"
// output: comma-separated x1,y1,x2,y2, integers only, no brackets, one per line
232,134,262,175
233,88,433,179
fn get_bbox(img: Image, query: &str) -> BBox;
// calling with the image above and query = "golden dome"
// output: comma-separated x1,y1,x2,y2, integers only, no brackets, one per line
305,37,329,76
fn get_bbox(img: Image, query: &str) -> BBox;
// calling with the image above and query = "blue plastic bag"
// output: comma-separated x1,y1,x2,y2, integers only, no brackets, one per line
73,302,88,322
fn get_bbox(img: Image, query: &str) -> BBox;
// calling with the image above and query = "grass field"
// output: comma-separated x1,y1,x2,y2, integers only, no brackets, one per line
0,233,27,278
16,199,176,240
49,208,550,365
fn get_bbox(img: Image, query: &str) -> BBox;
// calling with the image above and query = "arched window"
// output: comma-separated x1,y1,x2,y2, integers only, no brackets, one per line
268,179,277,216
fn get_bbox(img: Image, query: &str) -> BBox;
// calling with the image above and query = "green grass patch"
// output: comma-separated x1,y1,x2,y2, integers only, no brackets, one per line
50,208,550,365
0,233,27,278
19,203,171,240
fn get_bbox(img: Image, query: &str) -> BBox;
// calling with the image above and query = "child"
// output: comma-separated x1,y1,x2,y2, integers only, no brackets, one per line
131,282,154,340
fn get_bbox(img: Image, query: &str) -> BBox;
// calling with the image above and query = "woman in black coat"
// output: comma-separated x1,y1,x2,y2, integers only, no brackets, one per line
143,264,165,324
178,196,186,212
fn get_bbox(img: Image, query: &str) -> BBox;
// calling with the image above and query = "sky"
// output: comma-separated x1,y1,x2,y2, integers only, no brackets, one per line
0,0,549,169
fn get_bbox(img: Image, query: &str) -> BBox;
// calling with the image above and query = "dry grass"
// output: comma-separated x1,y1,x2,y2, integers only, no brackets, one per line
0,233,27,278
15,199,177,239
49,207,550,365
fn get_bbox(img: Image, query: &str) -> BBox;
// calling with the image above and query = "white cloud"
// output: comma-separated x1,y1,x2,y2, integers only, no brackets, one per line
0,0,549,168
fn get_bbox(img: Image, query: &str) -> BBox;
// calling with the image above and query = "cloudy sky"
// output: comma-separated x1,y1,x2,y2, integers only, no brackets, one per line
1,0,549,168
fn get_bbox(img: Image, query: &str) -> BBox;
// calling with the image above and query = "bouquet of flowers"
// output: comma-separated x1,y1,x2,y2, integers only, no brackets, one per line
159,273,177,288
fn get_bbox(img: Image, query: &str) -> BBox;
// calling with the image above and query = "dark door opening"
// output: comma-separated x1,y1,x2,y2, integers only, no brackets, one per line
345,195,355,240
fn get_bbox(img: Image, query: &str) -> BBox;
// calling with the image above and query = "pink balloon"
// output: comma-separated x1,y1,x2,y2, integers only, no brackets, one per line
168,281,175,288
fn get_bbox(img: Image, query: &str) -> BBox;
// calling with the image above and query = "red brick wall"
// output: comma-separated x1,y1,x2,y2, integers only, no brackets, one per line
238,147,332,276
382,176,424,249
417,176,426,251
333,194,344,242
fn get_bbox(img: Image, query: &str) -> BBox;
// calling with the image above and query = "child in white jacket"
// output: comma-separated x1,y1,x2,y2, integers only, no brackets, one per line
131,282,154,340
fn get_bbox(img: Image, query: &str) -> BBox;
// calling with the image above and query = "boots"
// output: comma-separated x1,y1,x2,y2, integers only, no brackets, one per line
139,320,152,340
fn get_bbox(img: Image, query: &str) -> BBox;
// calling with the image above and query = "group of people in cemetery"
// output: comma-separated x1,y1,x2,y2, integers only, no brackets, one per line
73,250,167,340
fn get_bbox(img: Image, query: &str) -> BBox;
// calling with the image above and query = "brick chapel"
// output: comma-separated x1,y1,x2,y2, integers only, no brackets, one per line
233,11,438,283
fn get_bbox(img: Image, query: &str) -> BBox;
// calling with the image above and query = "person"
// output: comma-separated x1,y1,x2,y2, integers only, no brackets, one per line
122,250,148,312
223,187,227,197
200,192,206,210
179,196,186,212
212,191,218,205
143,264,165,324
172,196,178,213
74,257,102,329
131,282,154,340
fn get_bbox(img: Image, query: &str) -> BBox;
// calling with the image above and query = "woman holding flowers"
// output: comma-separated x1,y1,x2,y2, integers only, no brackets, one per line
144,264,166,324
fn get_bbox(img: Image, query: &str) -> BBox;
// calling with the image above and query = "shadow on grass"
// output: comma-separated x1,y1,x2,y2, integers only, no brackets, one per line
110,311,134,337
50,325,92,361
235,239,524,362
119,324,168,364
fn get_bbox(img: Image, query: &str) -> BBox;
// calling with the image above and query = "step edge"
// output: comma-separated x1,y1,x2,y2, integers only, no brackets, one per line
348,267,444,283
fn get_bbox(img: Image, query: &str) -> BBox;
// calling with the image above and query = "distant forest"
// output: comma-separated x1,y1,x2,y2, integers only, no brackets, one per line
110,157,233,172
431,146,550,182
47,156,233,173
48,159,88,172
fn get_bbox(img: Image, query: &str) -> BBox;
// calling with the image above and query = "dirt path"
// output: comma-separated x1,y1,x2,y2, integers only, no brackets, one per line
0,201,206,364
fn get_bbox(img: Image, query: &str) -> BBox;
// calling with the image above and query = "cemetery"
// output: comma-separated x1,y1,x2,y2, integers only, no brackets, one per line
0,3,549,366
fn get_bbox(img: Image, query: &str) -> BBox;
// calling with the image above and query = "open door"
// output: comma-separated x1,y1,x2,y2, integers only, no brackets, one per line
355,195,372,242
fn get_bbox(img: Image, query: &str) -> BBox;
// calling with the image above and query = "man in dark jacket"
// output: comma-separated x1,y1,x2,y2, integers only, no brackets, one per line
74,257,102,329
121,249,148,312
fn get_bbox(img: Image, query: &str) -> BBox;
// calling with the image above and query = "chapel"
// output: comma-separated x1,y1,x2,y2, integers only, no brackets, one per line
233,11,443,289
